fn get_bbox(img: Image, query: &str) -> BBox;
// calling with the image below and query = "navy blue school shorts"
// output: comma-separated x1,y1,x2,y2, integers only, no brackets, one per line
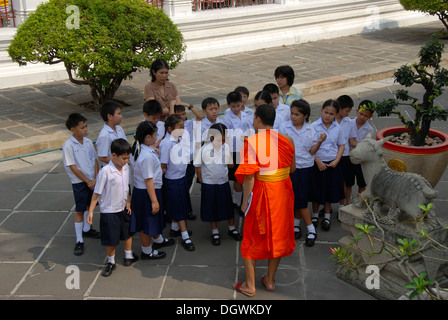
72,182,93,213
340,156,352,183
346,162,367,188
100,210,132,247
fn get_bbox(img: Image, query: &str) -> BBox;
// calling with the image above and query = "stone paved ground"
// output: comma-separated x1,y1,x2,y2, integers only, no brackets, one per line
1,21,448,305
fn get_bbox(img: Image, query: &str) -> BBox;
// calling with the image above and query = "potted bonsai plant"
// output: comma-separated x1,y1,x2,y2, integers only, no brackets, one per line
375,35,448,187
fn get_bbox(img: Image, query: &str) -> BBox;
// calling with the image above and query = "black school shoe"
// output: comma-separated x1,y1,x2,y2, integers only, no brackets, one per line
181,238,195,251
123,253,139,266
152,238,175,250
102,263,116,277
305,233,317,247
83,227,100,239
211,234,221,246
74,242,84,256
228,229,242,241
141,250,166,260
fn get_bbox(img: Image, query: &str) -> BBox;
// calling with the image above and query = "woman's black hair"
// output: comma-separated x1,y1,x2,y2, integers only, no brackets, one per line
150,59,170,82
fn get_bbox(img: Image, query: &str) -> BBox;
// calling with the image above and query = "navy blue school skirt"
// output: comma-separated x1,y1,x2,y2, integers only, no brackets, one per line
200,182,234,222
290,166,313,209
130,187,165,236
164,176,189,221
310,161,345,204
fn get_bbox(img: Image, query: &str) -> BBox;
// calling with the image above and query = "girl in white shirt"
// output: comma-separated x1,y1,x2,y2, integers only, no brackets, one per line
159,114,195,251
279,100,326,247
194,123,242,246
310,99,346,232
130,121,174,260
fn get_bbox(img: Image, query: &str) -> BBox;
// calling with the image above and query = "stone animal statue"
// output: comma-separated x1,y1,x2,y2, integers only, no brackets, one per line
349,137,438,223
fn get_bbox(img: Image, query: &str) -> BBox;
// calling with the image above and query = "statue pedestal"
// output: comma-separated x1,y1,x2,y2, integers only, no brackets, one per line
337,202,448,300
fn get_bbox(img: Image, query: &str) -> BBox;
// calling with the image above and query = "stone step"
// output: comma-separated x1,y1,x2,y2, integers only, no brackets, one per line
178,0,438,59
0,0,439,89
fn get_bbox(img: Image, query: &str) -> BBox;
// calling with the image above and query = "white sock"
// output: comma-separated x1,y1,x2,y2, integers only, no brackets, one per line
294,218,301,227
212,228,219,235
124,249,134,259
107,255,115,264
181,231,191,243
153,235,164,243
228,225,235,232
307,224,316,238
83,211,91,232
75,222,83,243
324,213,331,221
142,245,153,255
171,222,179,231
232,191,242,205
312,212,319,219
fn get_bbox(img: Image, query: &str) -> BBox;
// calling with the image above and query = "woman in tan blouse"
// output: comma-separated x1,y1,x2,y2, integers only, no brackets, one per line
144,59,191,119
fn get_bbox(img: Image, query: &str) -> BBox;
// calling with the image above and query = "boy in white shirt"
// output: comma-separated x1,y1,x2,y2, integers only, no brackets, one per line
62,113,100,256
87,138,137,277
262,83,290,130
96,101,127,166
347,100,375,199
335,95,357,208
222,91,251,208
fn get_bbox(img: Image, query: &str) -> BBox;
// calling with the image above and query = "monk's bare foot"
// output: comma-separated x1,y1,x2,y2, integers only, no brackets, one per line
261,275,275,291
233,281,256,296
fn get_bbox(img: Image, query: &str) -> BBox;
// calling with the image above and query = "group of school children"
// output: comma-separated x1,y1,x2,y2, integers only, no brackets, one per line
62,65,375,278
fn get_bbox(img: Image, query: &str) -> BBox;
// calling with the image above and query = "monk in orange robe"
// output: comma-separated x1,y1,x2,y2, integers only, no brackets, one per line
233,104,296,296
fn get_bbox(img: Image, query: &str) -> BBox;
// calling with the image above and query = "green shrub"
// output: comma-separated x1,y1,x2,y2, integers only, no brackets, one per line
8,0,185,109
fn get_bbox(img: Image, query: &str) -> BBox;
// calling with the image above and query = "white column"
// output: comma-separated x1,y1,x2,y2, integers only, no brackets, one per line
163,0,192,18
11,0,48,26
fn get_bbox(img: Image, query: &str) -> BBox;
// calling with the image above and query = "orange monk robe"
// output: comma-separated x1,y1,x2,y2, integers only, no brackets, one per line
235,129,295,260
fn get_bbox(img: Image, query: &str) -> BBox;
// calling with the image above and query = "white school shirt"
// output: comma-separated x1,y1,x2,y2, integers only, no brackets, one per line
156,121,165,144
94,161,130,213
183,118,201,161
159,133,189,180
194,142,231,185
311,118,346,162
222,110,252,152
279,121,317,169
62,136,97,184
96,124,127,166
350,118,375,151
130,144,163,190
338,117,357,156
273,103,291,130
198,117,223,143
224,106,254,117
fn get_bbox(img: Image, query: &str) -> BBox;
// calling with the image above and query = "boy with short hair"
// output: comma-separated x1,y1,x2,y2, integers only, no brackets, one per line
222,91,251,208
336,95,357,208
197,97,223,145
347,100,375,198
262,83,290,130
174,104,203,220
87,138,137,277
142,99,164,146
62,113,100,256
226,86,254,117
96,101,127,166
